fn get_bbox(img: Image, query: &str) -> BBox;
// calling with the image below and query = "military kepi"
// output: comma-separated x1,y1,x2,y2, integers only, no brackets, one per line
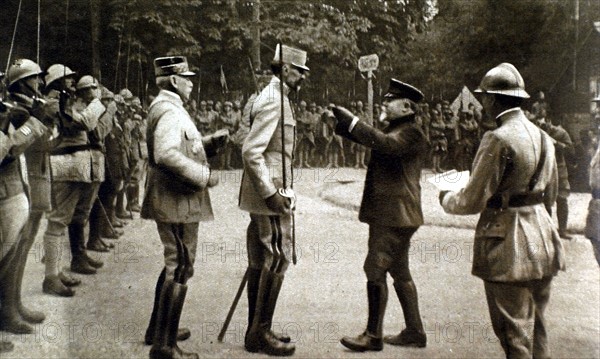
384,78,424,103
154,56,196,77
273,44,309,72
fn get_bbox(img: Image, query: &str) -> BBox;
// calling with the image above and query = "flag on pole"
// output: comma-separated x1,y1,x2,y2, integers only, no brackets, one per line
220,65,228,93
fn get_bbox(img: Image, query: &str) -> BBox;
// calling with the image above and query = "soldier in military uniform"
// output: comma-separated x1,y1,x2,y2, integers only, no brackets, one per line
353,100,368,169
195,100,214,135
324,103,345,167
429,108,447,173
0,59,48,334
314,103,332,167
532,114,574,239
28,65,84,293
41,74,107,296
141,56,226,359
239,44,308,356
126,96,146,213
87,86,120,252
296,100,315,168
331,79,428,352
457,110,479,171
216,101,238,169
440,63,565,358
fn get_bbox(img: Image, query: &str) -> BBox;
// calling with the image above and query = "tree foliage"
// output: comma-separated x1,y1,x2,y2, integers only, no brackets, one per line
0,0,597,112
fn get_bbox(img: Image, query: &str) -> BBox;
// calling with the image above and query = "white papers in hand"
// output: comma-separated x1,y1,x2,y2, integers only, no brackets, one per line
427,170,470,192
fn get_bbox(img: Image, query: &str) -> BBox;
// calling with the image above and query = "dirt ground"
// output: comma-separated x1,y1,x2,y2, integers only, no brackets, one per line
2,168,599,359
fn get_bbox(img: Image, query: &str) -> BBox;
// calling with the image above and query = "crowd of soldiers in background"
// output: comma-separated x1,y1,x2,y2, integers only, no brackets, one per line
184,92,599,191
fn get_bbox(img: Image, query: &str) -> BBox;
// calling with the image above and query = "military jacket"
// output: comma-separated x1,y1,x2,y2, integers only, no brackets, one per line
442,108,565,282
141,90,213,223
239,76,296,215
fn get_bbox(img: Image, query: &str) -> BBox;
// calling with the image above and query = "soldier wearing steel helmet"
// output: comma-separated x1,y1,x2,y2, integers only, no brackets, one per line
22,64,84,298
41,74,107,293
0,59,48,335
87,86,122,253
439,63,565,359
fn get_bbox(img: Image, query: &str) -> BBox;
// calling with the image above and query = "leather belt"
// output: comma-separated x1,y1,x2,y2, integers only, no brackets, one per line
486,192,544,209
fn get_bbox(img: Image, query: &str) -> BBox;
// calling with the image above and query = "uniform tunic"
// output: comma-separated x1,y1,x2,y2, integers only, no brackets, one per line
239,76,296,267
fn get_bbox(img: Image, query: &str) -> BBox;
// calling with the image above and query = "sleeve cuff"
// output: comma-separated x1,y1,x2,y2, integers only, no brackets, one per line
348,117,360,133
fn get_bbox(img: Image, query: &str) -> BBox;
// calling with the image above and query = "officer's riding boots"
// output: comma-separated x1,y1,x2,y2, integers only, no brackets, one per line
245,269,295,356
245,268,291,345
340,281,387,352
149,280,198,359
145,268,191,345
384,280,427,347
68,223,101,275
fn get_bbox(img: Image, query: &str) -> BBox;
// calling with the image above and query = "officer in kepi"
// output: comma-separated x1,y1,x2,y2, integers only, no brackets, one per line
141,55,227,359
439,63,565,358
331,79,429,352
239,43,308,357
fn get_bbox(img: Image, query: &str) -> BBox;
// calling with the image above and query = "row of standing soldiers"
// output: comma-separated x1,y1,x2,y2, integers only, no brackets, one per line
185,97,483,172
0,58,148,355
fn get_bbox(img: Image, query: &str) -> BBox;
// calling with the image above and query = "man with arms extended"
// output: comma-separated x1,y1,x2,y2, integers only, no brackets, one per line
239,44,308,357
439,63,565,358
332,79,428,352
142,56,226,359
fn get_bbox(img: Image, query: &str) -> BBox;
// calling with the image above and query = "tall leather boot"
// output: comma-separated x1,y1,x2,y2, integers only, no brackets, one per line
265,272,291,343
245,270,295,356
340,281,387,352
69,223,98,275
15,213,46,323
245,268,261,339
145,269,190,345
557,197,572,239
384,280,426,347
149,281,198,359
0,264,34,334
116,191,132,219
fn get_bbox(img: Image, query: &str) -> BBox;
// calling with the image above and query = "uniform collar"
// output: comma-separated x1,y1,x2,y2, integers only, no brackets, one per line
152,89,183,107
495,107,521,120
269,76,291,96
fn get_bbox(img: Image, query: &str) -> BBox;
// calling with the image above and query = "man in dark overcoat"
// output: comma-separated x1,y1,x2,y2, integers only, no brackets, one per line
331,78,429,352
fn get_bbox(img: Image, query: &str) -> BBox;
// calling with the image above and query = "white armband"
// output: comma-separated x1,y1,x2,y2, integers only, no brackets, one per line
348,116,360,133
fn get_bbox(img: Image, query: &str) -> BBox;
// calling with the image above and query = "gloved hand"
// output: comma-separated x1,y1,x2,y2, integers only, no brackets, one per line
438,190,450,206
265,190,291,214
207,171,219,187
332,106,356,127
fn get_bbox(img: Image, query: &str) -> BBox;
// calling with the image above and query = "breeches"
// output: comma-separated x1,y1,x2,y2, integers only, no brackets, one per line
246,214,292,274
156,221,199,284
45,181,100,235
363,225,418,283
